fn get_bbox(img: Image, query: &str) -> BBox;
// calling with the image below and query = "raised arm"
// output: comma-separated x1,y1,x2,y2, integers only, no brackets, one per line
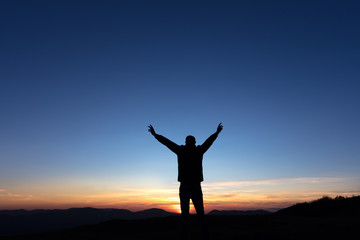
199,122,223,154
148,124,180,154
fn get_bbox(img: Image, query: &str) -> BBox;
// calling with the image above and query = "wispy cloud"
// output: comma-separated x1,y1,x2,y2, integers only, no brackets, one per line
0,191,34,201
202,177,345,188
200,177,358,211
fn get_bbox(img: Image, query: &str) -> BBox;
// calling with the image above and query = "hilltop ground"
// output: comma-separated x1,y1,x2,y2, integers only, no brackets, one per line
1,214,357,240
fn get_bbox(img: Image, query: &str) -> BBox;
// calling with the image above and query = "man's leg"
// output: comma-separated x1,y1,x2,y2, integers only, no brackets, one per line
180,184,190,240
192,185,208,240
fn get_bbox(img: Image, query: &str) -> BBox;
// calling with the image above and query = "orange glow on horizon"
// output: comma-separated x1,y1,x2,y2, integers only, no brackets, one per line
171,204,181,213
1,177,358,211
0,192,356,212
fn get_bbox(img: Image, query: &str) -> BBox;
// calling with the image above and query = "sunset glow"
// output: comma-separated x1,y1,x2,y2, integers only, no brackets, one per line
1,177,358,212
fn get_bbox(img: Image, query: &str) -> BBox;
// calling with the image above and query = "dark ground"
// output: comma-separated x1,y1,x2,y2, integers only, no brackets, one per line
1,214,357,240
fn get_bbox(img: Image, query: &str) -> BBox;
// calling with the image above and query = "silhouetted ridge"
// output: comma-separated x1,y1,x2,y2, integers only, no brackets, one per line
276,195,360,217
135,208,174,218
0,207,177,235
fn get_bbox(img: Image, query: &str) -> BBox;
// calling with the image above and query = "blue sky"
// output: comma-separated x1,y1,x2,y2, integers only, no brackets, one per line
1,0,359,211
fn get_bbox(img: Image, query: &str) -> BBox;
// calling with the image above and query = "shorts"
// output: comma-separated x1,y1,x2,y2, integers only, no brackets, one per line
179,182,203,199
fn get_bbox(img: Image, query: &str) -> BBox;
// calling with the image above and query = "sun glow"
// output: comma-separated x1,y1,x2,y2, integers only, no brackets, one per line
172,204,181,213
1,177,358,211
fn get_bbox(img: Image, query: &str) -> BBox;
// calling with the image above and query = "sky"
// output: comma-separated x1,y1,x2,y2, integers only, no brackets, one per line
1,0,360,213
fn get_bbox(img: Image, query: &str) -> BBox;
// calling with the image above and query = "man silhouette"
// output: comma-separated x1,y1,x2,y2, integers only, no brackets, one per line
148,123,223,240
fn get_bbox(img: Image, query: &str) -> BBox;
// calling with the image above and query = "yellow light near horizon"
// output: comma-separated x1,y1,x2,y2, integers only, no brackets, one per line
172,204,181,213
2,177,358,211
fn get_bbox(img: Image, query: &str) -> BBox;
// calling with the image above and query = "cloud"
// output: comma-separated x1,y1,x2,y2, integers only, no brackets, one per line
202,177,345,189
0,191,34,201
200,177,359,210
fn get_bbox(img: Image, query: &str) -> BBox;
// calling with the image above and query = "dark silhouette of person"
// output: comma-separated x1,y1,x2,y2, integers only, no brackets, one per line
148,123,223,240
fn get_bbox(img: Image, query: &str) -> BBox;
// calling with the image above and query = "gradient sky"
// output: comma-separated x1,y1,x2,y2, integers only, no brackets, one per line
1,0,360,213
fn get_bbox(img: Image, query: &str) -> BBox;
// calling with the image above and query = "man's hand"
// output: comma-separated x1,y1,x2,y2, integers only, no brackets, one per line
216,122,223,134
148,124,156,136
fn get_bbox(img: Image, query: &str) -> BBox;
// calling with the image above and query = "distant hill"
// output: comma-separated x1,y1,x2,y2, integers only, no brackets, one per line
2,196,358,237
208,209,270,216
275,195,360,217
0,207,177,235
0,206,275,236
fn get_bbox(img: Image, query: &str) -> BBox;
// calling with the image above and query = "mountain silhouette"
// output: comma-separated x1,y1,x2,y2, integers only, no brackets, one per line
1,202,358,240
275,195,360,217
1,196,358,239
0,207,177,235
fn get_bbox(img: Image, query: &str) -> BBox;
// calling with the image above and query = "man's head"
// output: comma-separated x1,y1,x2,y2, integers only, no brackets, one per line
185,135,196,146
